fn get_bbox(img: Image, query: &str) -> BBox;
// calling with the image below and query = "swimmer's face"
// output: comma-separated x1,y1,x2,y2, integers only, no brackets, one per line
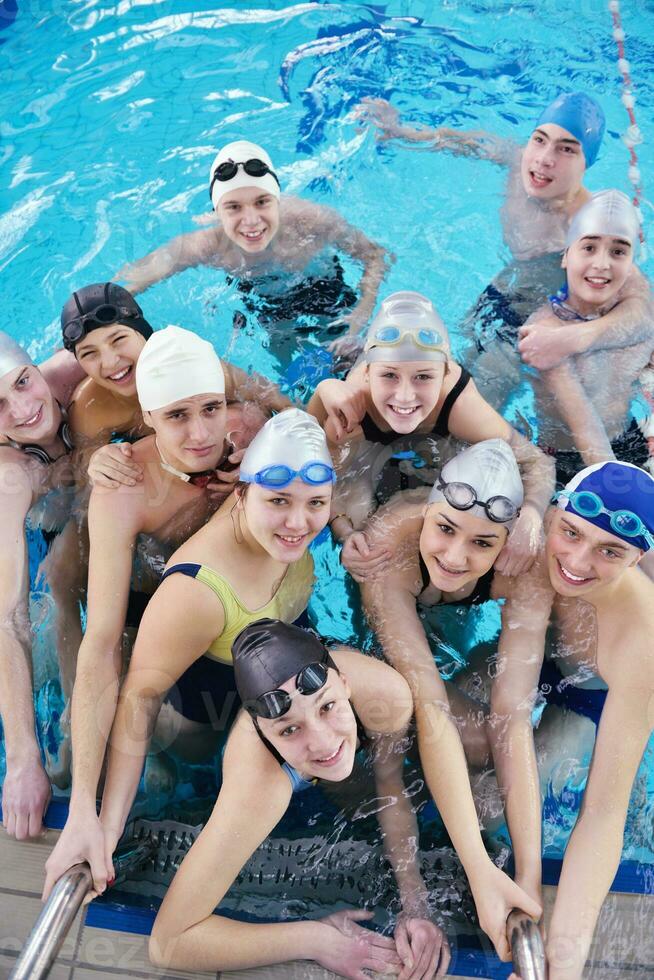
240,479,332,562
546,510,642,596
216,185,280,253
145,392,227,473
0,364,59,445
521,124,586,200
419,501,508,590
256,668,357,783
367,360,446,434
75,324,146,398
562,234,634,313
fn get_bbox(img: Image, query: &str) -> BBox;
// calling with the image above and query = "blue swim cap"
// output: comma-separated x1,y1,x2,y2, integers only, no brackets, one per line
557,461,654,552
536,92,606,168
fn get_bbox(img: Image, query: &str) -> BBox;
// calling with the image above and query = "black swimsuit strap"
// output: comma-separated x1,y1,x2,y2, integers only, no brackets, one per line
433,366,472,437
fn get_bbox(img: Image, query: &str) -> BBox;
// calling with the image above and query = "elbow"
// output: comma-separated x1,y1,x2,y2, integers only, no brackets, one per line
149,924,181,970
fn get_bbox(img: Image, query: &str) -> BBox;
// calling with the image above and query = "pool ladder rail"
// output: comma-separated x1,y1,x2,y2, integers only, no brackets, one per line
9,819,200,980
508,908,549,980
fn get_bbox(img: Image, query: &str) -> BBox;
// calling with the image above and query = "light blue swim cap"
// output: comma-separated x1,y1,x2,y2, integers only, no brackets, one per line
536,92,605,168
557,461,654,552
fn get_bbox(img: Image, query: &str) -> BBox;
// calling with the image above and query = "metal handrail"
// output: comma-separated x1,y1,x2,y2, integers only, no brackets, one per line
507,908,549,980
10,838,155,980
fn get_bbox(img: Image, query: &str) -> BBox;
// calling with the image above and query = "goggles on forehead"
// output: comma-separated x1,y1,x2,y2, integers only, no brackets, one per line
369,324,447,354
240,460,336,490
435,476,519,524
245,658,331,720
210,158,280,201
557,489,654,549
63,302,140,351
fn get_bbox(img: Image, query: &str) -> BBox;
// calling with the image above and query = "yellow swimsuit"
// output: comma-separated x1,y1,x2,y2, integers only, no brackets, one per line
161,551,314,665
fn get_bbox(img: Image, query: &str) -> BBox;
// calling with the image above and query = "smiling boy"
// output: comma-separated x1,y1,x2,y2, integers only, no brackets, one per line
490,460,654,979
0,336,85,838
118,140,389,361
360,92,650,364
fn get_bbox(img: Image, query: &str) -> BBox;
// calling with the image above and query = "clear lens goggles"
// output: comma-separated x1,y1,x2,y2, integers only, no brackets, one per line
209,158,280,200
245,660,330,720
372,324,446,352
241,461,336,490
558,490,654,548
436,477,519,524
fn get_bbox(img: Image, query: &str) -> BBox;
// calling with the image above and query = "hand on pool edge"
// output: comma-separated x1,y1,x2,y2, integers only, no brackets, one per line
315,909,402,979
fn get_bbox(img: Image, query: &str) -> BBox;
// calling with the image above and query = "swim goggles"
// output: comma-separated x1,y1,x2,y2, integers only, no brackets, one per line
368,325,447,353
435,476,520,524
209,158,280,201
245,656,333,720
557,489,654,548
62,301,141,351
240,461,336,490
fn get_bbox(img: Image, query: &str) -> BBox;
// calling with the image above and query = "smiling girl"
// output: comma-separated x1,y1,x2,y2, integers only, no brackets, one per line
308,290,553,579
85,411,337,891
147,619,451,979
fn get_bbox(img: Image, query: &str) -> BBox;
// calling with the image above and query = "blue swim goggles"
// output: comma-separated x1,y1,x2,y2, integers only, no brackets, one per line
558,489,654,549
371,325,447,352
240,460,336,490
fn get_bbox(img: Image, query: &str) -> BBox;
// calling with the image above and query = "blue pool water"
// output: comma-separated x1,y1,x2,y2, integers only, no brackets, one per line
2,0,654,931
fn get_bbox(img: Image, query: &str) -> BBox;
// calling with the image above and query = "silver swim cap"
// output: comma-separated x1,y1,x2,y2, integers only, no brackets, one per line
240,409,334,488
136,325,225,412
565,189,641,253
365,291,450,364
428,439,524,526
0,332,32,380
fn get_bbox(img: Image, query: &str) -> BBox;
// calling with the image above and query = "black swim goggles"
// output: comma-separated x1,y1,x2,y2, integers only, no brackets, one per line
209,158,280,202
244,655,334,720
434,476,520,524
62,300,141,351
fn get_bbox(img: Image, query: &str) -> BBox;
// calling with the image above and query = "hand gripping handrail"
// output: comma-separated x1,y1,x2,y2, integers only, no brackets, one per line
10,838,155,980
507,908,549,980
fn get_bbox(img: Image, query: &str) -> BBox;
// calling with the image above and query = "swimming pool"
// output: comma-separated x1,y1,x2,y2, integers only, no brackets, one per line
2,0,654,958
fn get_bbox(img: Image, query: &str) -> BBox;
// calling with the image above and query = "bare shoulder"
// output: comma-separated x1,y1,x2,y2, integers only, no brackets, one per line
330,647,412,732
366,489,427,545
0,445,41,501
39,349,85,405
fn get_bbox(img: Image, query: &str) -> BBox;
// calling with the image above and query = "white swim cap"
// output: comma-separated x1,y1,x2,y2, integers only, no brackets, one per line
136,325,225,413
566,189,641,253
240,408,334,487
209,140,281,208
365,291,449,364
0,332,32,380
428,439,523,526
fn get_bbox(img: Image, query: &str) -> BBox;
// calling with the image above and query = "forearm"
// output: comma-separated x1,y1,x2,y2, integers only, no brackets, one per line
99,685,161,835
489,718,542,889
547,813,625,979
231,371,292,414
68,639,122,812
374,768,429,915
151,913,322,972
576,298,653,353
507,429,555,517
0,629,40,762
542,364,613,465
348,246,390,332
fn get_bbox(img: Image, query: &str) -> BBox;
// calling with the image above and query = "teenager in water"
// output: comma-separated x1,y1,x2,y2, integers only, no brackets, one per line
148,619,451,979
356,440,540,958
359,92,650,367
117,140,390,362
0,334,84,838
43,326,267,896
308,291,554,580
62,281,290,487
490,461,654,979
63,410,335,896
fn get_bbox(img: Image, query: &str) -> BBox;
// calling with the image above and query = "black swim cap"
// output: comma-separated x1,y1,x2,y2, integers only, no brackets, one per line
61,282,153,353
232,619,336,706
